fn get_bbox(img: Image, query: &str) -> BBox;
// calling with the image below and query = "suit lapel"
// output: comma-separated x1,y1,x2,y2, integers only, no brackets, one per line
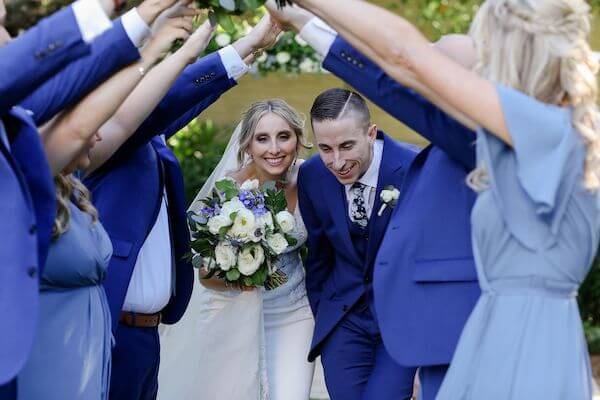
365,133,416,267
322,169,363,266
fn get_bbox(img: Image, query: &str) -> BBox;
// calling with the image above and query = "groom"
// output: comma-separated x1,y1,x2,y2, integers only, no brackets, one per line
298,88,419,399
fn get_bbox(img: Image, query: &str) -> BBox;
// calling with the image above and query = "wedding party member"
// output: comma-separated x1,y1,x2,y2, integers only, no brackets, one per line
265,5,480,398
159,99,315,400
16,13,191,400
80,16,281,400
0,0,120,396
292,0,600,398
297,88,421,400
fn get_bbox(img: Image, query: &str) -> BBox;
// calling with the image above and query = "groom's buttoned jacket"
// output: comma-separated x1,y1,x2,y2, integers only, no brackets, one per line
85,53,237,329
322,36,481,368
0,7,138,385
298,131,418,361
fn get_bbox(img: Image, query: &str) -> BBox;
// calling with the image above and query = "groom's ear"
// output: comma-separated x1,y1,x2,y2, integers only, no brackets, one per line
367,124,378,142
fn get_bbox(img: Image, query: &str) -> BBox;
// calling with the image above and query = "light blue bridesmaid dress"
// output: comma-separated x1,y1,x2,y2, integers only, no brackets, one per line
436,85,600,399
18,201,113,400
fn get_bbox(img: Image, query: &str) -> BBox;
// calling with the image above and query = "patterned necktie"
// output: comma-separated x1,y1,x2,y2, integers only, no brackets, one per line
350,182,368,228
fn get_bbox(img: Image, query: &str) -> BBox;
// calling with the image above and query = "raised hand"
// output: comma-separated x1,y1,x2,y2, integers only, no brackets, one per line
137,0,183,26
264,0,313,33
151,0,203,35
247,14,283,51
175,20,216,64
141,15,194,66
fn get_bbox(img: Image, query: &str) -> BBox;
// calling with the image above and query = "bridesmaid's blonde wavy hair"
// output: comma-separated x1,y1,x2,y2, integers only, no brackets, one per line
467,0,600,190
53,174,98,238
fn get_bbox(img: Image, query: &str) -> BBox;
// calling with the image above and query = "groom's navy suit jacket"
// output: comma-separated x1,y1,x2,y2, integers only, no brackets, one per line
0,12,138,385
85,53,237,329
322,37,481,367
298,132,418,361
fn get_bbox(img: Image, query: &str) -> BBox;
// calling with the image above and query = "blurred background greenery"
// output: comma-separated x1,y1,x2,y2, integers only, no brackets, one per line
6,0,600,349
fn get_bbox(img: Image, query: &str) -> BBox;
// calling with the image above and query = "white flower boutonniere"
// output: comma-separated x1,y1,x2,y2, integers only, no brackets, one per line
377,186,400,216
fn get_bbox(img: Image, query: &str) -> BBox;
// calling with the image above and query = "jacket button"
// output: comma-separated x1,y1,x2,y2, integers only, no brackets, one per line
210,72,216,77
29,224,37,235
193,79,200,85
35,51,46,59
340,51,346,57
27,266,37,278
48,43,57,51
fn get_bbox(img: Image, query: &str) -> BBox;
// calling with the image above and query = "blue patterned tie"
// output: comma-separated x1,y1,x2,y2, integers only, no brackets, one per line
350,182,368,228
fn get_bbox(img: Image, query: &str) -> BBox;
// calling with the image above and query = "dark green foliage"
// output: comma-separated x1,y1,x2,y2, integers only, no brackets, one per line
167,119,231,206
580,257,600,326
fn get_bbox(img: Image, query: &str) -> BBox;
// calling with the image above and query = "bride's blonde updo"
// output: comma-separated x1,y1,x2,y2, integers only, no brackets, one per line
468,0,600,190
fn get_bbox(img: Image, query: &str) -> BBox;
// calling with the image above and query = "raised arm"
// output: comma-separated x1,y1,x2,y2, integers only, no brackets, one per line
0,0,116,114
40,13,191,175
293,0,511,144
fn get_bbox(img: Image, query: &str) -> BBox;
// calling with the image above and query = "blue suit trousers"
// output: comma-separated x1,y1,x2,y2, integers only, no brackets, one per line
109,324,160,400
0,380,16,400
320,298,417,400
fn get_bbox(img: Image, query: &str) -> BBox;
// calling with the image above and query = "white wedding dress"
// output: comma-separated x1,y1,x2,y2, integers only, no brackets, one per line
157,125,317,400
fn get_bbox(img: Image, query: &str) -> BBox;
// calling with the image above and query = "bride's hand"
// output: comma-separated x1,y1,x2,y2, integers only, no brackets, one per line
197,268,256,292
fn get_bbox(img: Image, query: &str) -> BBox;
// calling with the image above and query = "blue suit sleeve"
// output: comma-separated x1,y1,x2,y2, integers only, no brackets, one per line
323,36,477,169
0,7,90,115
20,20,140,126
95,52,236,172
298,166,334,315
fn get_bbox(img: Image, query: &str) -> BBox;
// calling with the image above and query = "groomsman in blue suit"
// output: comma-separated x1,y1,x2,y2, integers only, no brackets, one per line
84,23,276,399
0,1,119,397
267,6,481,399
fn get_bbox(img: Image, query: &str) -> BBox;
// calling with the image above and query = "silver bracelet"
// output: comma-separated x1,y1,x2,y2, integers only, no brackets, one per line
138,65,146,77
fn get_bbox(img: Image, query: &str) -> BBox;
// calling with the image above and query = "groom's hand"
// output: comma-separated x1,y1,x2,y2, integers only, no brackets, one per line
176,19,216,64
140,15,194,66
231,14,282,62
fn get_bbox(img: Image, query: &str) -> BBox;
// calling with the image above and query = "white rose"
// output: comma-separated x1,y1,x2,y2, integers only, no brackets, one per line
215,242,237,271
240,179,259,191
215,32,232,47
276,52,291,65
294,35,308,47
380,190,393,203
208,214,233,235
391,188,400,200
299,58,316,73
220,197,245,219
258,212,274,229
275,211,295,234
267,233,289,255
229,208,256,238
237,245,265,276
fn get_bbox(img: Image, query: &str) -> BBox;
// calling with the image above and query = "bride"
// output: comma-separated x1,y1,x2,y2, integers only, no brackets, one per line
158,99,316,400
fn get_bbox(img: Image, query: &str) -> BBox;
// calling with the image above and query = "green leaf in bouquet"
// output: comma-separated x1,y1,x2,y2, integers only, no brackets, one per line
191,238,214,257
215,10,236,32
243,277,253,286
226,268,241,281
215,179,238,200
251,265,268,286
218,225,230,236
261,181,277,192
285,234,298,247
243,0,263,10
265,189,287,214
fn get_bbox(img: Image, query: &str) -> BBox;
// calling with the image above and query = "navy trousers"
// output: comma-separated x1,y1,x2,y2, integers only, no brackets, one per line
320,298,417,400
109,324,160,400
418,365,448,400
0,380,16,400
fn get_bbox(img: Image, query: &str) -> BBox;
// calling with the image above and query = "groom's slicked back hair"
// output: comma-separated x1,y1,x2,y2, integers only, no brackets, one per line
310,88,371,132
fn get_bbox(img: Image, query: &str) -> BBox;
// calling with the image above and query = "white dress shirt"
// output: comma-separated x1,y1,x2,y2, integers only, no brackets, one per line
71,0,113,43
298,17,337,58
121,8,152,48
218,44,250,81
344,139,384,220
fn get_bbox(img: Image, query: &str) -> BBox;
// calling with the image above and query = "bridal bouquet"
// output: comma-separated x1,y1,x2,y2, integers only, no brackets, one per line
187,178,297,289
196,0,292,15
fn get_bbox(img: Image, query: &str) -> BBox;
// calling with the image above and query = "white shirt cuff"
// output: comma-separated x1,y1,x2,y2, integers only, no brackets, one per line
71,0,113,43
121,8,151,48
218,45,249,81
298,17,337,57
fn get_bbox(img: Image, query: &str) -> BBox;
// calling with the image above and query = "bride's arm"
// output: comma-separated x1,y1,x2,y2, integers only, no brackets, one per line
198,267,255,292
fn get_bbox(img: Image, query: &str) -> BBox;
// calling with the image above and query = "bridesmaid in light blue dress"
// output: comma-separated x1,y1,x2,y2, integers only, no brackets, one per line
435,85,600,399
18,192,113,400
